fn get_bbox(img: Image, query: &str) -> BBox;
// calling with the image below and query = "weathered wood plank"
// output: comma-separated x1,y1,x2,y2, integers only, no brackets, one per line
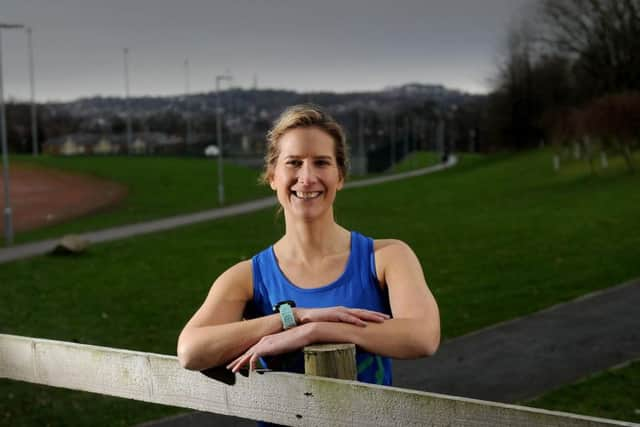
0,334,634,427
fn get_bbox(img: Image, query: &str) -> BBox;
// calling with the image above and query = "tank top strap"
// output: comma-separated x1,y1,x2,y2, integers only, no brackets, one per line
351,231,380,290
249,247,279,318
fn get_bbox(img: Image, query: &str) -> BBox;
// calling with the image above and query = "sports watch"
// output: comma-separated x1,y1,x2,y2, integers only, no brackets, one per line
273,300,297,330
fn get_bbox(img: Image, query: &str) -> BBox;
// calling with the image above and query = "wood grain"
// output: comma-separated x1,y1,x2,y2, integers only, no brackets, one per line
0,334,633,427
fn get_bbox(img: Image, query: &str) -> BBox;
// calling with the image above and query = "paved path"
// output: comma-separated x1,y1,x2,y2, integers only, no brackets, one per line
393,278,640,402
0,157,456,264
142,278,640,426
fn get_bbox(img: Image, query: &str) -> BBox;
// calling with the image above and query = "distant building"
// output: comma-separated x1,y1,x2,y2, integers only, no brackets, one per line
43,132,184,156
44,134,91,155
93,137,114,155
131,137,148,155
60,136,83,155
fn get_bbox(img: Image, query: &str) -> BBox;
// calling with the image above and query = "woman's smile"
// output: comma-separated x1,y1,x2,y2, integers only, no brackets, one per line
291,190,324,200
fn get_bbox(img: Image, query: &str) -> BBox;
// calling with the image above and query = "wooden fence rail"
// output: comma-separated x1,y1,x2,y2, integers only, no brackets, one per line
0,334,634,426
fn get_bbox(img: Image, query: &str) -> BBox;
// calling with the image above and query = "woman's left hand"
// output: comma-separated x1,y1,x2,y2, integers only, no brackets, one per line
226,323,313,373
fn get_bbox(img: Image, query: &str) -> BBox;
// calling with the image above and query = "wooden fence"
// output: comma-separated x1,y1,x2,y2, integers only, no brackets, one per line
0,334,634,426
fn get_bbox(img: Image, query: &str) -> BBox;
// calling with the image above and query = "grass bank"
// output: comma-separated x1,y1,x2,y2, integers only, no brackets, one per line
1,149,639,424
525,359,640,424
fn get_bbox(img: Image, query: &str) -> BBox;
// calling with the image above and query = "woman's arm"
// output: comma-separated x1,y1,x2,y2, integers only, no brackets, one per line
177,260,283,370
178,260,391,371
294,239,439,358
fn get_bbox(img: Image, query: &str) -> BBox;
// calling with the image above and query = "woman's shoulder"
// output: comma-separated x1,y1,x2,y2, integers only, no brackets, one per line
212,259,253,295
350,230,414,260
227,259,253,275
367,238,418,288
373,238,412,253
372,238,417,267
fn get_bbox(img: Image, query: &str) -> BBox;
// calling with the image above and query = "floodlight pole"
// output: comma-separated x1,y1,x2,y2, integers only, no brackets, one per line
215,73,232,206
0,23,26,246
184,58,192,146
123,48,133,152
26,27,38,156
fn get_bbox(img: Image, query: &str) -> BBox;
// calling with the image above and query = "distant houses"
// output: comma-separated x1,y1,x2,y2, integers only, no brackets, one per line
43,133,214,156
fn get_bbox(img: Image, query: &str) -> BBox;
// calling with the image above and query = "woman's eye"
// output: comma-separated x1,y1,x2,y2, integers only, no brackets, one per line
286,160,301,167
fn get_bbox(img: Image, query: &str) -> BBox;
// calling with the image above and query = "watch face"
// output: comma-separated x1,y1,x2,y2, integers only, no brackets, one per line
273,300,296,312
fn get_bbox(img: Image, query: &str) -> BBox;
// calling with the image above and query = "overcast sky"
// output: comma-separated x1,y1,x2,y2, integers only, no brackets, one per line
1,0,532,102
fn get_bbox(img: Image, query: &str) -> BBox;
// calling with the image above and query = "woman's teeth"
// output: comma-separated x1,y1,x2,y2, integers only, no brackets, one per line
293,191,321,199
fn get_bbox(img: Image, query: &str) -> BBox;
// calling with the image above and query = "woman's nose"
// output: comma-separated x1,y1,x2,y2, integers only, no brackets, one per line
297,162,317,184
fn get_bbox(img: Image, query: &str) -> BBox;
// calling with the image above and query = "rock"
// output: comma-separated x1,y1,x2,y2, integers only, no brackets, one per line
51,235,90,255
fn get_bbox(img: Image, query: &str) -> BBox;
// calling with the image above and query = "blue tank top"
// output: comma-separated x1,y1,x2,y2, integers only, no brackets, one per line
247,230,393,386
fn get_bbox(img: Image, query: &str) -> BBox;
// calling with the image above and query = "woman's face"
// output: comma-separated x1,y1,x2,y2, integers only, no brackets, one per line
270,126,344,222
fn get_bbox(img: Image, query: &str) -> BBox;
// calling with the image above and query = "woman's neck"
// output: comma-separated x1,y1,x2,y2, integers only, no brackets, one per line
278,213,350,262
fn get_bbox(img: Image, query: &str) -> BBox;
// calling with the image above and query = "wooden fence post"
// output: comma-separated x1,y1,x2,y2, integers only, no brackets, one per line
303,343,357,380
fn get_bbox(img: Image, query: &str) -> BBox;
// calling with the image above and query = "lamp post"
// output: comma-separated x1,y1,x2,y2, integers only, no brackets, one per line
0,22,26,246
184,59,191,146
26,27,38,156
215,73,232,206
123,48,133,152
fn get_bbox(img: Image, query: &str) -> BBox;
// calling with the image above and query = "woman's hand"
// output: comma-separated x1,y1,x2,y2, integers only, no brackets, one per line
295,306,389,326
226,323,314,373
226,307,390,373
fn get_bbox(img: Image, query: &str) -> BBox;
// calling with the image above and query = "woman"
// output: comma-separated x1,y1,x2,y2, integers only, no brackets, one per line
177,104,440,386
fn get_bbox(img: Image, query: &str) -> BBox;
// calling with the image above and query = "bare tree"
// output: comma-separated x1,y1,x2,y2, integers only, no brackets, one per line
489,14,574,149
538,0,640,95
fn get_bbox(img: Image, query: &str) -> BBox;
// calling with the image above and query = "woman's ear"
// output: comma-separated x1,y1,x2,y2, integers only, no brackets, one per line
337,175,344,191
269,175,277,191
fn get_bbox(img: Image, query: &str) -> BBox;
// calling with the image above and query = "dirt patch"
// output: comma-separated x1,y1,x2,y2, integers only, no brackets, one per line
0,164,128,233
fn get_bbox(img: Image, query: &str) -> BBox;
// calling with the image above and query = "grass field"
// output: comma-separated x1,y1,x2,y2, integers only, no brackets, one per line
11,155,272,243
1,148,639,425
10,151,439,244
525,359,640,424
389,150,441,173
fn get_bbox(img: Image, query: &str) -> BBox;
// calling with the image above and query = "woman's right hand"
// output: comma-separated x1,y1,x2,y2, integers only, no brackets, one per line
294,306,390,327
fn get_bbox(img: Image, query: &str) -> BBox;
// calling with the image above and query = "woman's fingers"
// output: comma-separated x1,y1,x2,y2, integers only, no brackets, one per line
341,308,390,323
299,307,390,325
339,312,368,326
250,353,259,372
227,351,252,373
227,348,267,373
352,309,390,322
332,308,390,326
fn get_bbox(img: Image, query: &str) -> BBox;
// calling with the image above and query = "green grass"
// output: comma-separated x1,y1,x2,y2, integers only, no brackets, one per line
1,148,639,425
350,150,442,180
525,360,640,424
389,150,441,173
8,151,435,244
10,155,271,243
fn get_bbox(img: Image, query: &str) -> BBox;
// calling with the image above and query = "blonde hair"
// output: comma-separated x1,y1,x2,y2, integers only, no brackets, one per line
260,104,349,184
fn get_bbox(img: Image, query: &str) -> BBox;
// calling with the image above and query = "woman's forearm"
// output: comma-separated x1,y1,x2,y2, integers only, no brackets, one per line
178,314,283,370
309,318,440,359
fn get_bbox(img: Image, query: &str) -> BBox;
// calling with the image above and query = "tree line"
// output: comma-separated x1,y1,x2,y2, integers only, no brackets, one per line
488,0,640,170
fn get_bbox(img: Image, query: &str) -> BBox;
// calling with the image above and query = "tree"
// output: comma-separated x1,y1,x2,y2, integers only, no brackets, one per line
538,0,640,96
489,18,574,149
